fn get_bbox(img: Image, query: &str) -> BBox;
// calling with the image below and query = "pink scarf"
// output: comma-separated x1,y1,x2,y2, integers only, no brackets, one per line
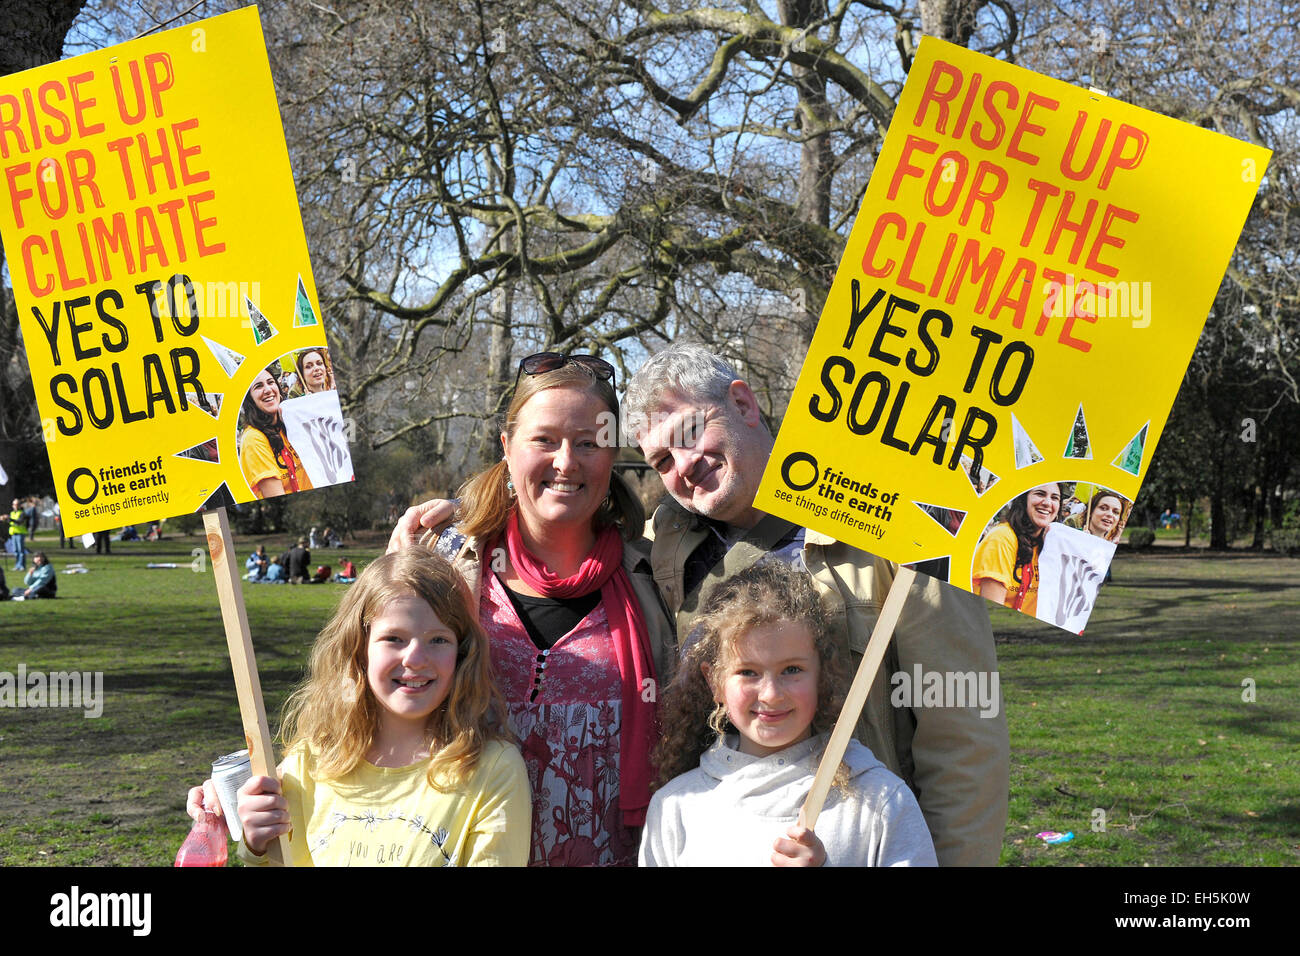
504,511,657,828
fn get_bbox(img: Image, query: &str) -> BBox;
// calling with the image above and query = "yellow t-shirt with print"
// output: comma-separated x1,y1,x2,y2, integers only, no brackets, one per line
238,740,531,867
971,522,1039,617
238,427,314,498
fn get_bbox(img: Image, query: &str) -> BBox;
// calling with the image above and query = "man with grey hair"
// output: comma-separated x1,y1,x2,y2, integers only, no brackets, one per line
389,342,1008,865
627,342,1008,867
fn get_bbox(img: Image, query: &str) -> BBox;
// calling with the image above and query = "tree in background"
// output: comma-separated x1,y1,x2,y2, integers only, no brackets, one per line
1,0,1295,540
1026,0,1298,549
0,1,87,498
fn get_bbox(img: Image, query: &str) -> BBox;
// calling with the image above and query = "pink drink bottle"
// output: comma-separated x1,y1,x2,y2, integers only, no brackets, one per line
174,811,228,867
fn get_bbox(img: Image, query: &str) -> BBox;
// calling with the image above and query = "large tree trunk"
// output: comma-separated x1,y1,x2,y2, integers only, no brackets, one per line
1209,494,1227,549
1209,453,1229,550
777,0,832,232
478,152,515,468
777,0,835,346
480,281,514,465
1251,484,1266,549
0,2,88,497
917,0,980,44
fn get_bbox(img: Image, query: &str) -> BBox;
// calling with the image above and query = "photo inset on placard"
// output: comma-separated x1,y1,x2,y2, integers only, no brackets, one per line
960,454,999,497
288,346,337,397
914,501,966,536
971,482,1063,618
970,481,1123,632
175,438,220,464
1065,485,1133,543
236,362,314,500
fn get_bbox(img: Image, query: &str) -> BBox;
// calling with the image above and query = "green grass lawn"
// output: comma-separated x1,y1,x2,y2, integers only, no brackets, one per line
0,532,385,866
994,548,1299,866
1,534,1296,865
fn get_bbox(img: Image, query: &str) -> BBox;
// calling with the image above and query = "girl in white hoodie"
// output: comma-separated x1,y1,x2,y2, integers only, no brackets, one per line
640,562,937,867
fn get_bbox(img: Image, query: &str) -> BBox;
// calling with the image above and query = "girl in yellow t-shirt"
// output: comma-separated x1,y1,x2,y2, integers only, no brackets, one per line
238,365,314,499
972,482,1061,617
188,550,531,866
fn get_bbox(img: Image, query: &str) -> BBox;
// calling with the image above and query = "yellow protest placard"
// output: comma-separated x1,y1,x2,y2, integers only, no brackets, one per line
0,6,352,537
755,37,1269,632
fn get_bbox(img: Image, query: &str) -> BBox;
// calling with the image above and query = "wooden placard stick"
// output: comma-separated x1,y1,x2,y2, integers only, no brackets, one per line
799,565,917,831
203,507,292,866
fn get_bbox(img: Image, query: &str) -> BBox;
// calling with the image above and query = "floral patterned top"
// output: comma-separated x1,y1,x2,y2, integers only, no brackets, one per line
479,568,639,866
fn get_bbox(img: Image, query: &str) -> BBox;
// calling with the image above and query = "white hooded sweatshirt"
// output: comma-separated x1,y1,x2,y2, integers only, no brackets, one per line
639,733,938,867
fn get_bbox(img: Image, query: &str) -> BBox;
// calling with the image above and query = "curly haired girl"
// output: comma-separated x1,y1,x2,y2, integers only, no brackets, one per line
640,561,936,867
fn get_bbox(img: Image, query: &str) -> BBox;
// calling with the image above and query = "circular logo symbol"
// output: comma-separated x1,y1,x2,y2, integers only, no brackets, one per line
781,452,819,492
66,467,99,505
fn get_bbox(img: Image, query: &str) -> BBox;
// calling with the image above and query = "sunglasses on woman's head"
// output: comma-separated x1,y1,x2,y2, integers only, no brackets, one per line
514,352,616,390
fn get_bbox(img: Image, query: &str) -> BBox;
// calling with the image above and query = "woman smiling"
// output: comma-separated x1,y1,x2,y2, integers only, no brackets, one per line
1085,490,1126,541
291,347,335,396
972,482,1061,616
238,364,314,499
425,353,674,866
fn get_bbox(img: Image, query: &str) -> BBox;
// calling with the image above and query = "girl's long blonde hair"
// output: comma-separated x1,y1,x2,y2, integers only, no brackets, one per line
652,561,851,787
279,548,507,788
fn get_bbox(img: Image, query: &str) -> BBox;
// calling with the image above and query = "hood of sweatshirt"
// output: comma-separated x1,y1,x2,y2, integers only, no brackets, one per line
697,732,885,819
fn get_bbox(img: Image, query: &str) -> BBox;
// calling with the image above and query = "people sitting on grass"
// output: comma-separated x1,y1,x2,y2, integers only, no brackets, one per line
310,564,332,584
333,558,357,583
264,557,287,583
287,537,310,584
12,553,57,599
247,547,288,583
245,545,270,581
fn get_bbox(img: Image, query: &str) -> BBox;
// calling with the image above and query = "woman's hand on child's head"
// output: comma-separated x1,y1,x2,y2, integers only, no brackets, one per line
387,498,456,553
186,778,222,822
772,824,827,867
237,775,289,857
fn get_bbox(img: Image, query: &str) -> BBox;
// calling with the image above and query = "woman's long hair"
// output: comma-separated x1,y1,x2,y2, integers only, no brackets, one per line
240,364,289,469
652,562,850,789
456,362,643,542
1005,484,1058,584
1087,490,1126,542
278,549,508,788
294,347,335,393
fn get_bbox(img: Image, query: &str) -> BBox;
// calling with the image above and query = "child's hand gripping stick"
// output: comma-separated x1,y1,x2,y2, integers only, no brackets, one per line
773,823,828,867
203,508,291,865
237,774,291,857
799,565,917,831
